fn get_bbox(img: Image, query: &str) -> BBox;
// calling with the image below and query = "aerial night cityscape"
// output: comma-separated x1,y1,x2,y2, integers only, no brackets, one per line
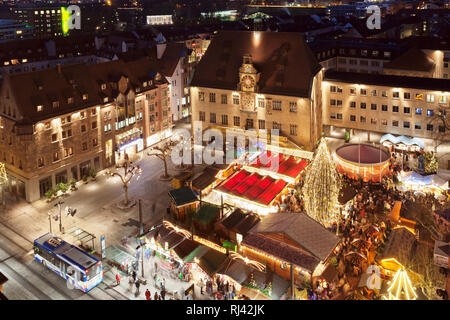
0,0,449,309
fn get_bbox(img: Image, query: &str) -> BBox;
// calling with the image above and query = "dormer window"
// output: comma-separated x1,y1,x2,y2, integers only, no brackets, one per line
143,81,147,87
52,101,59,108
103,97,108,103
67,97,74,104
82,94,88,101
36,105,43,112
38,85,43,91
101,83,106,90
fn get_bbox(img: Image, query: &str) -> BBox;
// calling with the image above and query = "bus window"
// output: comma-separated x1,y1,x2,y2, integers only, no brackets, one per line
86,264,100,281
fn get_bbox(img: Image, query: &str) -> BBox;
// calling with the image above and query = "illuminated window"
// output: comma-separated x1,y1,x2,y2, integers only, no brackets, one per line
381,119,388,126
438,95,447,104
222,115,228,125
427,109,434,117
415,108,422,115
36,105,43,112
415,93,423,100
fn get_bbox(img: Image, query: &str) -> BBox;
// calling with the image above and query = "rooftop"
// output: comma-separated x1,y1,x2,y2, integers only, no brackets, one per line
324,70,450,92
191,30,322,98
248,212,340,261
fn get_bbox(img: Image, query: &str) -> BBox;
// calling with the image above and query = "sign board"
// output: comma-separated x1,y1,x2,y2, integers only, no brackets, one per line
185,283,194,296
101,235,106,259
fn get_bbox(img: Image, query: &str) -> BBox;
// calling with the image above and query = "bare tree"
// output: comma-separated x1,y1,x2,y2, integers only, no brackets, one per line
407,246,446,300
148,141,176,179
106,160,142,206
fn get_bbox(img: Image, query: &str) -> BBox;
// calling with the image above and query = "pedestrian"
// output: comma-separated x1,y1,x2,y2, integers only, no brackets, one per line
132,270,137,282
115,273,121,285
154,291,159,300
161,288,166,300
145,289,151,300
200,284,204,295
135,280,140,295
128,275,134,291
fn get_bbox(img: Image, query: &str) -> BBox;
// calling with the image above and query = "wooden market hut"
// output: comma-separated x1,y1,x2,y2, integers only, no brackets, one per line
377,226,417,274
192,204,221,236
191,166,221,197
215,209,260,244
168,187,199,221
241,212,340,283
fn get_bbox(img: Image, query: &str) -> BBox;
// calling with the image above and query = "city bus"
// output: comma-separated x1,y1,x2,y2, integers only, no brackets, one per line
33,233,103,292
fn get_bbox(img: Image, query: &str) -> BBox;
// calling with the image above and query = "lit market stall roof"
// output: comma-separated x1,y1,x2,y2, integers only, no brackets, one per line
245,150,309,183
398,171,449,191
248,213,340,261
378,226,417,271
380,134,425,150
215,169,288,206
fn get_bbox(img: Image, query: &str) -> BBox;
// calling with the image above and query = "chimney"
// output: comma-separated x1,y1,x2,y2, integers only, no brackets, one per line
157,42,167,60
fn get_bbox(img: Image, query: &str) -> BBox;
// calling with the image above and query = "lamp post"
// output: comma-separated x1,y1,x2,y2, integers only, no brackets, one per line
48,211,52,233
54,200,64,234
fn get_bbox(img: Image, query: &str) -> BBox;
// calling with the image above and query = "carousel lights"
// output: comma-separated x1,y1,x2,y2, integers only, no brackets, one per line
385,268,418,300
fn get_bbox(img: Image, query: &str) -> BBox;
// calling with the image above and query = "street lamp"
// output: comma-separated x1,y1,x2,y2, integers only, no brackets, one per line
54,200,64,234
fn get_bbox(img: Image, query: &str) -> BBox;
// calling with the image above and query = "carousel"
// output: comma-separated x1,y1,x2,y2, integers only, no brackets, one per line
335,144,390,182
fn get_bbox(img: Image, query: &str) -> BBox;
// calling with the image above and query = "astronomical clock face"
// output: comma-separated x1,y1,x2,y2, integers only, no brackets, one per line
241,93,255,112
241,75,255,90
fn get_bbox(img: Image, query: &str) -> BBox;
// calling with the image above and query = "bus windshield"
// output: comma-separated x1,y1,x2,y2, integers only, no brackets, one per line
86,263,101,281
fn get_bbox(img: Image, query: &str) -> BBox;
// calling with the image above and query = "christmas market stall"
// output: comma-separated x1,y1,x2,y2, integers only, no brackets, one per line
240,213,340,285
214,209,260,246
168,187,200,221
192,204,222,236
377,226,417,277
191,166,222,197
397,171,449,194
213,169,289,216
335,143,390,182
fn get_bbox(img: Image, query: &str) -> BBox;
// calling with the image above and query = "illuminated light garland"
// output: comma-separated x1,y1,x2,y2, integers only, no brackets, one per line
302,138,342,227
384,268,418,300
163,220,192,239
229,251,266,272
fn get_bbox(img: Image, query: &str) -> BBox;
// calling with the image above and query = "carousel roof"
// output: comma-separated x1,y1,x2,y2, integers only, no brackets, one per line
336,143,390,164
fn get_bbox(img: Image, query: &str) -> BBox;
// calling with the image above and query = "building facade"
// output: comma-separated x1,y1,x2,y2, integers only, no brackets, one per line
0,59,172,202
190,31,324,151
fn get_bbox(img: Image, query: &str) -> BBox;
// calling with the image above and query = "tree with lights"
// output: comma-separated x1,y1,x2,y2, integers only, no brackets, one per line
106,160,142,206
302,138,342,227
384,268,418,300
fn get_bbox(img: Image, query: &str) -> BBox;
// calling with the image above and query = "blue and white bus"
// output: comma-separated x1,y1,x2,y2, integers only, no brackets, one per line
33,233,103,292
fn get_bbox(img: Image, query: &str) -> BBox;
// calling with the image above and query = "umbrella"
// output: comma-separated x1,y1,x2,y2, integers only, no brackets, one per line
345,251,367,261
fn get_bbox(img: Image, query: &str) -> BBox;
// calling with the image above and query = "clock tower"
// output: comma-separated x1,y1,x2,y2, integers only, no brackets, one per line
238,54,259,92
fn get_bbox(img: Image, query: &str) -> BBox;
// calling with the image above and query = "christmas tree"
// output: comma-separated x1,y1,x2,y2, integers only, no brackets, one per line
302,138,342,227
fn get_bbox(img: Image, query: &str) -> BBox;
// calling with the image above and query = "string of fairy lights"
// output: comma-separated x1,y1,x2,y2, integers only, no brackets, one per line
302,138,342,227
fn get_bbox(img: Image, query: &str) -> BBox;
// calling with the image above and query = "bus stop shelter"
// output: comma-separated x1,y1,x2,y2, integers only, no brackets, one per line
66,226,96,253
